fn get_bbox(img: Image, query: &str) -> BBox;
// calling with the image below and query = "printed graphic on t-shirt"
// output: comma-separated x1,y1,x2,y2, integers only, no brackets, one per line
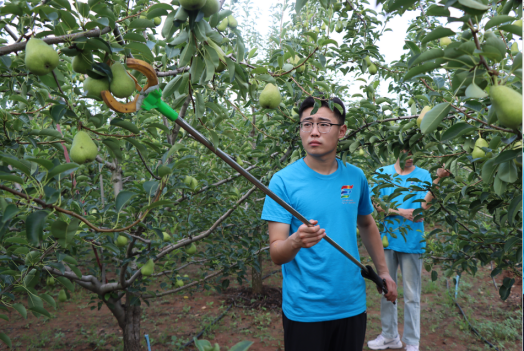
341,185,355,204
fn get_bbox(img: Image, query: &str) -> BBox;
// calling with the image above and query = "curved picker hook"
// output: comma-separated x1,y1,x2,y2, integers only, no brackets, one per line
101,59,394,304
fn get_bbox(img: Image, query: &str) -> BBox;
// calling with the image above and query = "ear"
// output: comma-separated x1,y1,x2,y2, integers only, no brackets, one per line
338,123,347,139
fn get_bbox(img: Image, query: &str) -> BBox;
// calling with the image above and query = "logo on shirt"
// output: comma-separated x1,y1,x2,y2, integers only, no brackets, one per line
341,185,353,198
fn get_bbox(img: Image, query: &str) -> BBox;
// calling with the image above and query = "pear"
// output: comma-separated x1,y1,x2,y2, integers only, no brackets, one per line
180,0,207,11
227,15,238,28
25,38,59,76
358,148,365,156
109,62,136,98
288,55,305,73
440,37,452,46
83,76,110,100
368,63,377,75
321,23,326,31
217,17,228,31
513,19,522,27
154,17,162,26
141,259,155,276
201,0,219,16
471,138,488,159
259,83,281,109
175,275,184,287
46,276,55,286
335,21,343,33
58,289,67,302
490,85,522,129
70,131,98,164
364,56,372,65
408,98,414,106
72,51,93,74
163,232,171,242
382,236,389,248
185,243,197,255
417,106,431,127
116,235,128,247
216,60,226,72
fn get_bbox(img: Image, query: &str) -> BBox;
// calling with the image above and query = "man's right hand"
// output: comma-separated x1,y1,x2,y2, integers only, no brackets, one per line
398,208,423,222
290,219,326,249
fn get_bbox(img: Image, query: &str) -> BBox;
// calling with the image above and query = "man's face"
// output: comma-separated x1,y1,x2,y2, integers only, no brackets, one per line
299,106,347,158
401,149,414,167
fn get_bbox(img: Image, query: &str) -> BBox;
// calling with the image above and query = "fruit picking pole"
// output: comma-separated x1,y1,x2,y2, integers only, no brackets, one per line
100,58,390,300
140,89,390,299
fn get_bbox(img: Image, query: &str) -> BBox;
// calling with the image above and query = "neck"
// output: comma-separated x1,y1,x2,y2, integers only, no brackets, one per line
394,160,415,175
304,152,338,175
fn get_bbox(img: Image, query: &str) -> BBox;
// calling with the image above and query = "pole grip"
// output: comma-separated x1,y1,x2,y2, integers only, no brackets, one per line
361,265,395,304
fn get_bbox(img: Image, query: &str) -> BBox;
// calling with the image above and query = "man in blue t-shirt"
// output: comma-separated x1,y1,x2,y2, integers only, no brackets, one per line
261,96,397,351
367,147,450,351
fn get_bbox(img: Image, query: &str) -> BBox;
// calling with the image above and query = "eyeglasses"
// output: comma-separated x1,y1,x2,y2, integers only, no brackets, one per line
299,121,342,133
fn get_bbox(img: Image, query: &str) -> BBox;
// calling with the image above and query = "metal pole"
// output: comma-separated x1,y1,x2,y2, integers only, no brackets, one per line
174,116,368,272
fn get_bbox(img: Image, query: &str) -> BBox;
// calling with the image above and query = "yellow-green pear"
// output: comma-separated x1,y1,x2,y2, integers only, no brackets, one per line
356,227,360,235
364,56,372,65
490,85,522,129
58,289,67,302
289,55,305,73
70,131,98,164
141,259,155,276
25,38,59,76
201,0,219,16
259,83,281,109
139,15,147,19
471,138,488,159
335,21,343,33
382,236,389,248
72,51,93,74
227,15,238,28
154,17,162,26
417,106,431,127
163,232,171,242
110,62,136,98
46,276,55,286
175,275,184,287
116,235,128,247
440,37,452,46
217,17,228,31
180,0,207,11
78,75,85,82
83,76,110,100
368,63,377,75
186,242,197,255
513,19,522,27
358,148,365,156
511,42,519,55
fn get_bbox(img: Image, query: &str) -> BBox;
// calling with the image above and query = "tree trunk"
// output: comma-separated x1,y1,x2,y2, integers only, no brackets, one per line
251,252,263,295
123,296,142,351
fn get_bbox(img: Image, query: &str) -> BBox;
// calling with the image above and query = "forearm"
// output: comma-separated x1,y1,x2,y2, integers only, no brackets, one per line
270,233,301,265
359,221,389,275
423,177,442,209
373,202,400,216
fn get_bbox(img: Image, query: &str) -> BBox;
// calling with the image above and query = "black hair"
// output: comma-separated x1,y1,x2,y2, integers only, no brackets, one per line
298,96,346,124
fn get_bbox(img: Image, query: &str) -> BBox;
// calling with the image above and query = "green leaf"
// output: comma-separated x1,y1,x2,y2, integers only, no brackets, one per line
498,161,518,183
411,49,444,67
0,173,24,184
115,191,137,213
56,276,75,292
209,130,219,151
481,158,498,184
123,33,147,43
507,194,522,226
431,270,438,281
129,18,155,29
387,0,418,12
0,156,30,176
440,123,476,141
499,24,523,37
295,0,309,14
49,104,67,123
110,118,140,134
420,103,452,134
28,306,51,318
403,61,442,81
421,27,456,44
125,42,154,62
492,149,521,165
76,2,90,17
458,0,489,10
26,211,49,245
101,138,123,162
26,158,54,170
47,163,79,180
195,92,205,120
229,341,254,351
426,5,450,16
86,37,112,54
485,15,516,30
147,8,168,19
69,265,82,279
12,303,27,319
39,293,56,310
141,200,175,211
0,332,11,348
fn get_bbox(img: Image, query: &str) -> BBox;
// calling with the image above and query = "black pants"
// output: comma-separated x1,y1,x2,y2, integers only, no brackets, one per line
282,311,367,351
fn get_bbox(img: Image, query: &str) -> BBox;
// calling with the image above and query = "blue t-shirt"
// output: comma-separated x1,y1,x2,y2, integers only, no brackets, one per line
371,165,432,254
261,158,374,322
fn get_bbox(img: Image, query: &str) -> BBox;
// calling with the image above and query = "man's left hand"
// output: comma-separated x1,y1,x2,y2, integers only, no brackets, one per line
378,273,397,303
436,164,451,178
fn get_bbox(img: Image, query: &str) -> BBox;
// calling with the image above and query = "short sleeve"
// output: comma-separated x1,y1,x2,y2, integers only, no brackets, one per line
261,174,293,224
358,171,374,216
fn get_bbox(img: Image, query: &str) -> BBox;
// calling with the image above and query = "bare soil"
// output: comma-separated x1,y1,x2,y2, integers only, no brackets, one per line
1,247,521,351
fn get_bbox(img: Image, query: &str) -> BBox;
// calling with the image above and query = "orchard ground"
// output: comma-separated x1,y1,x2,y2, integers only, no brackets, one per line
1,242,521,351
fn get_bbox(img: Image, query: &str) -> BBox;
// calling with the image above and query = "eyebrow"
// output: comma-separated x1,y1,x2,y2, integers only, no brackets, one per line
301,116,333,122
